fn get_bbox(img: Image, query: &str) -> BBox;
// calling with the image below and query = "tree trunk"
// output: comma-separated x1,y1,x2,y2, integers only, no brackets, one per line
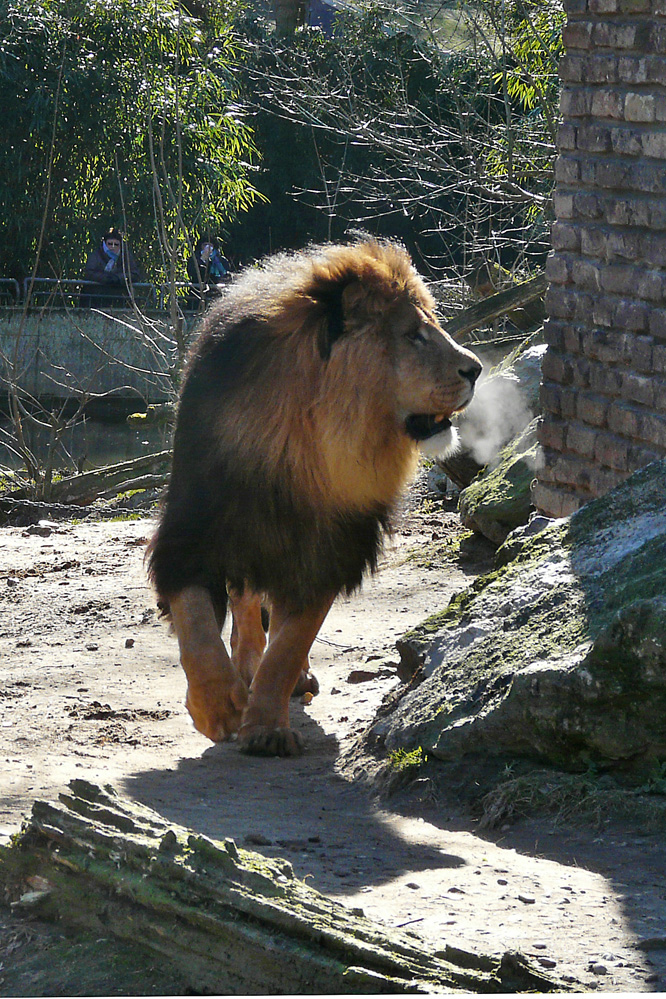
0,780,563,995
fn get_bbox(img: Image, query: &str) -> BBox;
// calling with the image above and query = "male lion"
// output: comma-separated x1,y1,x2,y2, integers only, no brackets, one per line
148,239,481,756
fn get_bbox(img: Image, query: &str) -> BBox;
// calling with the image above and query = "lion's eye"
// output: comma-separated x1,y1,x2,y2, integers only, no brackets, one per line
406,326,427,345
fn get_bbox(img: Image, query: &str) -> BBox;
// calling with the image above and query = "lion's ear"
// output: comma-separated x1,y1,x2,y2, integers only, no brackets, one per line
314,278,360,361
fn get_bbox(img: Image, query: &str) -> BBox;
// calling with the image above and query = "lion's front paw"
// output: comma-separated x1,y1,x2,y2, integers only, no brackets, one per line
291,669,319,698
238,725,304,757
185,675,248,742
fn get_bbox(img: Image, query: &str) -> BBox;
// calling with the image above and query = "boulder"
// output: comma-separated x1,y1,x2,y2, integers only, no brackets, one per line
370,460,666,769
458,418,540,545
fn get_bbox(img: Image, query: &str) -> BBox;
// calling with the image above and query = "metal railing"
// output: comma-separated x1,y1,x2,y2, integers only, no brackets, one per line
21,277,157,309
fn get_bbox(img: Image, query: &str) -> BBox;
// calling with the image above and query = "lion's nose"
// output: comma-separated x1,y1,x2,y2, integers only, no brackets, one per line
459,359,482,387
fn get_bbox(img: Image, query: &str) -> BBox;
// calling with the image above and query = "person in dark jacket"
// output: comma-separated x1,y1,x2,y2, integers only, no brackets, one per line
81,227,144,307
186,236,232,310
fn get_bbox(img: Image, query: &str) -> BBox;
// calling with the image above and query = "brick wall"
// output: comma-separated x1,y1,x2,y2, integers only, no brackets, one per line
534,0,666,518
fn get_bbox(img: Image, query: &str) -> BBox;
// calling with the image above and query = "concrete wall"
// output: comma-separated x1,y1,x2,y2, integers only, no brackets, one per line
0,308,195,406
534,0,666,517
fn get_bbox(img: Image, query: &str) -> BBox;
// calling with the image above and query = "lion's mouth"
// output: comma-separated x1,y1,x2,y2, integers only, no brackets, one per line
404,413,452,442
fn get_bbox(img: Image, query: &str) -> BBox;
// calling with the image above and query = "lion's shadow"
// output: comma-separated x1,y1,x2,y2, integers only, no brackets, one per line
122,702,465,899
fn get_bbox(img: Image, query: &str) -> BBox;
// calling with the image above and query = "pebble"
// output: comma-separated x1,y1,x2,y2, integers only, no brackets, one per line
406,882,420,890
125,638,135,648
537,957,557,969
590,963,608,975
518,894,536,904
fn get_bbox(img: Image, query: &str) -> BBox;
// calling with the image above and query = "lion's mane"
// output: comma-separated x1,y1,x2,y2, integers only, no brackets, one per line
148,239,437,619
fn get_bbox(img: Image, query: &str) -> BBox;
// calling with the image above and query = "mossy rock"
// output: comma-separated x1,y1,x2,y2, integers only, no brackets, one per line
370,459,666,770
458,418,539,544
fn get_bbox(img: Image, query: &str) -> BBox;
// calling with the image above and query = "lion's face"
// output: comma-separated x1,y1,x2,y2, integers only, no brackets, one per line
387,297,482,456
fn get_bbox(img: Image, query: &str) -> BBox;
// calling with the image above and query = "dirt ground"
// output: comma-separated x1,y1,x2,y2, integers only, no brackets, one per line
1,475,665,996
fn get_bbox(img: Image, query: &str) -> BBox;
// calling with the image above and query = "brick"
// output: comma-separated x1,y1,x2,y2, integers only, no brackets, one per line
542,350,574,385
577,123,613,152
593,22,638,49
645,55,666,87
653,378,666,412
622,371,655,405
571,257,602,288
589,0,619,11
618,55,649,84
577,393,610,426
640,231,666,266
639,411,666,448
631,161,666,193
607,230,640,260
628,335,654,371
642,131,666,159
605,196,650,226
588,466,630,495
648,200,666,227
543,319,566,350
531,480,569,518
591,363,624,394
651,24,666,52
557,122,578,150
624,92,656,121
540,381,564,416
553,192,576,221
655,95,666,123
611,127,643,157
580,226,609,258
649,308,666,339
538,417,568,451
573,192,603,219
572,355,592,387
582,329,626,362
560,89,593,117
592,295,615,326
562,21,594,49
619,0,650,11
636,269,664,300
653,343,666,372
608,401,642,436
596,159,633,189
555,155,582,185
551,221,580,251
583,54,618,83
563,324,584,353
627,444,664,469
559,56,585,84
590,88,625,118
594,431,629,470
599,263,635,295
613,298,649,331
567,421,599,457
545,285,577,320
545,253,570,284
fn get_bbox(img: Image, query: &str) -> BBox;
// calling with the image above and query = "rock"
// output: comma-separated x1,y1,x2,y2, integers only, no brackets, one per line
369,460,666,770
458,418,540,545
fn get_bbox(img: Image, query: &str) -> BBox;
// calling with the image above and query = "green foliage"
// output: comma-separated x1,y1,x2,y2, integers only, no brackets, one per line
229,0,560,276
0,0,259,281
388,746,428,773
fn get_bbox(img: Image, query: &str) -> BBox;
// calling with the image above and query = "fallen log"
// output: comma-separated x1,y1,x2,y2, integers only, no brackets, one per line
47,451,171,505
446,273,546,342
0,780,564,995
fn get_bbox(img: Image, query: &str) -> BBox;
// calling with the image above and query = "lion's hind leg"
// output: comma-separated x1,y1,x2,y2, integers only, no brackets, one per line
169,586,248,742
239,596,333,757
229,588,267,687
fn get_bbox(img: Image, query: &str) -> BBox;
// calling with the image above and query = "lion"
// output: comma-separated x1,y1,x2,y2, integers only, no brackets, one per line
147,239,481,756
